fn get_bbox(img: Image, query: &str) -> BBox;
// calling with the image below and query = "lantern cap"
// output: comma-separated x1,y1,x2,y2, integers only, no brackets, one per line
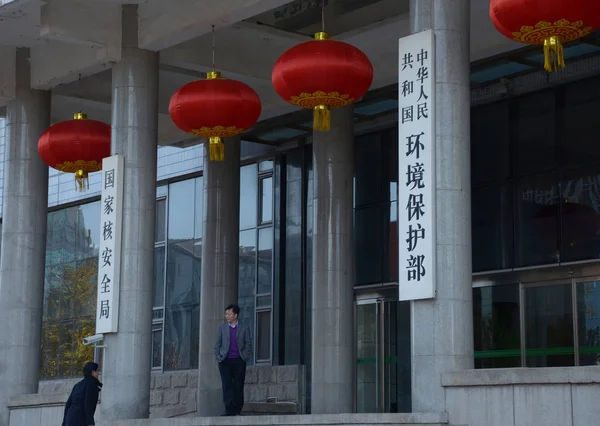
314,31,330,41
73,112,88,120
206,71,221,80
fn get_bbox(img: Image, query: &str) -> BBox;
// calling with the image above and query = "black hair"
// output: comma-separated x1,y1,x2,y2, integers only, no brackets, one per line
225,304,240,315
83,362,99,377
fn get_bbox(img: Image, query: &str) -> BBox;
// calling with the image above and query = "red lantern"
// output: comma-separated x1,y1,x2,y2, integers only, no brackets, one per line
272,32,373,132
38,113,111,191
169,71,261,161
490,0,600,72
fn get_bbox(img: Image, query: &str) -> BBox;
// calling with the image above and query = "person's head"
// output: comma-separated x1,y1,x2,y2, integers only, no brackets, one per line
225,304,240,324
83,362,100,379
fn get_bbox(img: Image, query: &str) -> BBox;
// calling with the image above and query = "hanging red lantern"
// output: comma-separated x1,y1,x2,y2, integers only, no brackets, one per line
169,71,262,161
38,113,111,191
490,0,600,72
272,32,373,132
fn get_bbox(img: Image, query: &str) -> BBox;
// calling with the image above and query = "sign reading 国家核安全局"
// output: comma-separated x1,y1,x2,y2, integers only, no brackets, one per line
398,30,437,301
95,155,124,334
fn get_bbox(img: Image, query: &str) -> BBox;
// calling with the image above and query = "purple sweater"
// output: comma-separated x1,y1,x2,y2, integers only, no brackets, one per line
228,324,240,359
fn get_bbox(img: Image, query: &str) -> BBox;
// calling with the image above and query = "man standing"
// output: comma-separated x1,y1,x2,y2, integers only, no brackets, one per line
214,304,252,416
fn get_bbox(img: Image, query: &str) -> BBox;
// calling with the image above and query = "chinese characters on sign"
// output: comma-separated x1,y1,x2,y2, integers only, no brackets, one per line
398,30,437,301
96,155,125,334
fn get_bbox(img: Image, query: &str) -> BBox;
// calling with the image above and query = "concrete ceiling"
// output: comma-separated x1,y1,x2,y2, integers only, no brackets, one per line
0,0,522,146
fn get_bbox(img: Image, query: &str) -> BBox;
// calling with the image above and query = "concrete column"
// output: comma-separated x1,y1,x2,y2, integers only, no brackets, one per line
0,48,50,426
409,0,473,413
311,105,355,414
100,5,158,420
197,137,241,416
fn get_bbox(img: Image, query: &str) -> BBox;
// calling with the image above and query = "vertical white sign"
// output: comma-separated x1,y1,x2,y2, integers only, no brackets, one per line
398,30,436,301
96,155,124,334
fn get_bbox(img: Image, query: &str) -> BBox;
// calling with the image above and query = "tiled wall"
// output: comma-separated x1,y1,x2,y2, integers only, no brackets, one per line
38,365,302,418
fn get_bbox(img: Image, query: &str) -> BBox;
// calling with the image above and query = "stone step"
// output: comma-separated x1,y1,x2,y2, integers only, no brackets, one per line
96,412,454,426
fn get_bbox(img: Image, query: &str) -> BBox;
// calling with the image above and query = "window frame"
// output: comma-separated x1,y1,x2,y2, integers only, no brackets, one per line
255,163,274,364
152,195,168,372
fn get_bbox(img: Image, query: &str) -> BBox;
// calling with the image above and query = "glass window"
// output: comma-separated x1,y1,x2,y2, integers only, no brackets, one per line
559,167,600,263
514,173,560,267
168,180,196,242
164,178,202,371
152,327,163,369
194,177,204,239
471,101,510,185
153,246,165,307
239,229,256,364
240,164,258,230
472,184,513,271
355,206,383,285
260,177,273,224
576,281,600,366
257,227,273,295
259,160,274,172
155,199,166,243
256,310,271,362
164,239,201,370
473,285,521,368
524,282,574,367
41,201,100,379
514,90,557,176
355,132,383,207
562,76,600,167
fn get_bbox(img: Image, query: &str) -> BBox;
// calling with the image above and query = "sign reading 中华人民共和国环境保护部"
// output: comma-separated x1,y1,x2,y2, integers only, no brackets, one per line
398,30,437,302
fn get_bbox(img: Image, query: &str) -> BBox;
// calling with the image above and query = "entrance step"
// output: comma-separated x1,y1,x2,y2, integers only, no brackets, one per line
139,412,457,426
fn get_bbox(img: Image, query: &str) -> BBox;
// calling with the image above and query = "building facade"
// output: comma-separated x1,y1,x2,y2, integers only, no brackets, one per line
1,1,600,426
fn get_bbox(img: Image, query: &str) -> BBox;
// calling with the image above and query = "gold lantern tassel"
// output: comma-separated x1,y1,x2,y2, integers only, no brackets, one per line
74,169,89,192
314,105,331,132
543,36,565,73
209,136,225,161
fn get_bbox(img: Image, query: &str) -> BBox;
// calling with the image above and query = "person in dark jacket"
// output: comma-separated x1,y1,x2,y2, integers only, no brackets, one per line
62,362,103,426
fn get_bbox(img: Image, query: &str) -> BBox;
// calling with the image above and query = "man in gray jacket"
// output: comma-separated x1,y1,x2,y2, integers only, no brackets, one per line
214,304,252,416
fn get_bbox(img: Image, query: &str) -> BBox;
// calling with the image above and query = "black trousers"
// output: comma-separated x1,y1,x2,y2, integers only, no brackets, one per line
219,357,246,415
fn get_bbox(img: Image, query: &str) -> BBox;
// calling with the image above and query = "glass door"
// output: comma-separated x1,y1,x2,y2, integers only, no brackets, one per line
522,280,575,367
355,298,411,413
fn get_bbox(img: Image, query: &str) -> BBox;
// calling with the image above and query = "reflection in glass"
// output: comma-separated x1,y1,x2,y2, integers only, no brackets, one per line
525,283,574,367
355,132,383,207
168,180,195,242
240,164,258,230
473,285,521,368
515,173,559,267
576,281,600,366
164,178,203,371
164,240,201,370
356,303,377,413
152,328,163,369
41,202,100,378
153,246,165,307
472,184,513,271
194,177,204,239
239,229,256,364
259,160,274,172
155,199,166,243
257,227,273,295
514,90,556,176
562,76,600,167
260,177,273,224
471,101,510,185
560,168,600,262
256,310,271,362
355,206,383,285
